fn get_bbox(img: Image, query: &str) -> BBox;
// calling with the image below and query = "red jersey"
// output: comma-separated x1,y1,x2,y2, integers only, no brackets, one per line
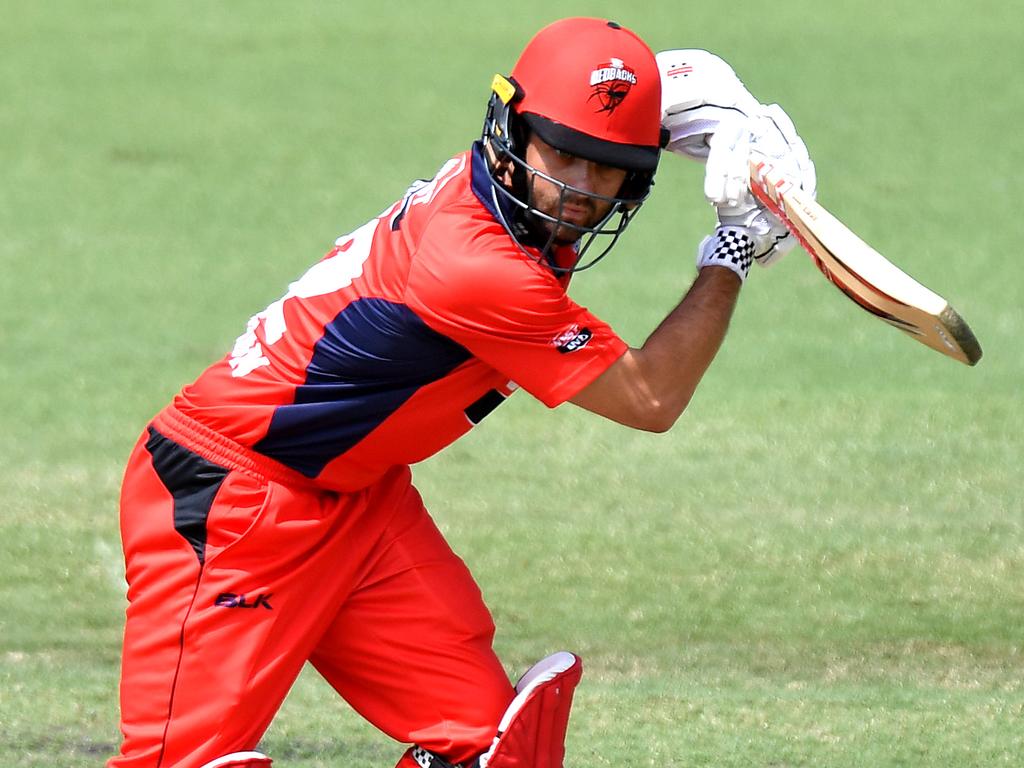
169,145,627,491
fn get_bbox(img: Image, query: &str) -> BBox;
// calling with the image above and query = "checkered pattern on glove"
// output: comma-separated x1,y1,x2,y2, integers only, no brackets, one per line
697,226,755,282
411,746,461,768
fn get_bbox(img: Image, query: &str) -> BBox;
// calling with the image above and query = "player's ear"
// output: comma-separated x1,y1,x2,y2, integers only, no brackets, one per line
485,142,514,183
508,112,531,159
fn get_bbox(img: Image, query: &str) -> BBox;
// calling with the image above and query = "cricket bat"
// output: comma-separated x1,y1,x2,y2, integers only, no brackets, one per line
748,156,982,366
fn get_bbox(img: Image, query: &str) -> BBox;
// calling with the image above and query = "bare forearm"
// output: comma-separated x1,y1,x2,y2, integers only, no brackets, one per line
637,266,741,418
571,266,741,431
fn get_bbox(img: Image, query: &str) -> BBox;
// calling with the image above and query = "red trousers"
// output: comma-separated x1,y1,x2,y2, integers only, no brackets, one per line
110,408,514,767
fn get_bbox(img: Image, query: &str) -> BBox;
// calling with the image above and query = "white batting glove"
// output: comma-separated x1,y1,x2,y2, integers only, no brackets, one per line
658,49,816,268
657,49,761,161
707,108,816,267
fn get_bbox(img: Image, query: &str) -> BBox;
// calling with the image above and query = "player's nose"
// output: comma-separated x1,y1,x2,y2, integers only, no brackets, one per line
565,158,601,193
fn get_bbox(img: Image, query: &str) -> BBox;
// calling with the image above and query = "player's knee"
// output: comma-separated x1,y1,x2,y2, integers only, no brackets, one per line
403,652,583,768
479,652,582,768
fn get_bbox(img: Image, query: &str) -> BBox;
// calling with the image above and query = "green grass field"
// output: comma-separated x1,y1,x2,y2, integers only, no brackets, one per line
2,1,1021,766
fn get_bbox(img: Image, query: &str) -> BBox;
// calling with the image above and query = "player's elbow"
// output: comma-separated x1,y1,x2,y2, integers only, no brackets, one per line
631,395,688,433
638,415,674,434
570,352,693,432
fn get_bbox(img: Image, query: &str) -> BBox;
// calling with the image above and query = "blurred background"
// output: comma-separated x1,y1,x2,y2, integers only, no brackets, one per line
1,1,1020,765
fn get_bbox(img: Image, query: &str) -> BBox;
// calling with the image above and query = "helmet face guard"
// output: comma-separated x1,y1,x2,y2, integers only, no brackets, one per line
480,19,665,274
482,85,649,272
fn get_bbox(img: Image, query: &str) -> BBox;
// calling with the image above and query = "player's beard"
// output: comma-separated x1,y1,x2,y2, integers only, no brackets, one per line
528,183,612,246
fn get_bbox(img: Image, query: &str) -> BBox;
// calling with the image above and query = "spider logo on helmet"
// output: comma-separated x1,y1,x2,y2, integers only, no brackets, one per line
588,58,637,115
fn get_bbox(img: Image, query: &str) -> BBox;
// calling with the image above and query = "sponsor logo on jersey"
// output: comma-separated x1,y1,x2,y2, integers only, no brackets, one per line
588,58,636,114
215,592,274,610
553,324,593,354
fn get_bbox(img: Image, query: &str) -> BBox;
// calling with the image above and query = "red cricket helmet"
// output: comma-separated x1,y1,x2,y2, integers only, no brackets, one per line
512,17,664,172
481,18,666,272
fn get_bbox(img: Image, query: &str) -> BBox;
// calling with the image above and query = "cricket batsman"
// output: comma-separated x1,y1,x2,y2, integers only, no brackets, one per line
110,17,815,768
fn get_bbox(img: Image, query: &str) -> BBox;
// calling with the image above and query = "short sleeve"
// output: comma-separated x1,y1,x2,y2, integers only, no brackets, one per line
404,218,627,408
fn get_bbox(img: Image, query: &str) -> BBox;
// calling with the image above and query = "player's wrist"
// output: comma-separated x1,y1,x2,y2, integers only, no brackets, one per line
697,227,754,283
716,206,795,267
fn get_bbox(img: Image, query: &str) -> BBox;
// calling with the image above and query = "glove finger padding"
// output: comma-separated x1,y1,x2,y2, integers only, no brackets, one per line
705,105,816,267
704,118,755,210
743,106,816,266
663,105,739,161
657,47,816,203
658,49,761,161
657,48,816,269
754,104,816,199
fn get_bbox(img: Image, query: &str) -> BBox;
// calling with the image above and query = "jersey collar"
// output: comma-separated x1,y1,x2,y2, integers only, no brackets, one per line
470,140,517,225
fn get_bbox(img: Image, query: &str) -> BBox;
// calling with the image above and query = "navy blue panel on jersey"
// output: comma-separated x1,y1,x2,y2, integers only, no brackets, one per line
254,298,471,477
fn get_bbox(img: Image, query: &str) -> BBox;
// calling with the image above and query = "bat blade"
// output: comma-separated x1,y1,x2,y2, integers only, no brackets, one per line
749,157,982,366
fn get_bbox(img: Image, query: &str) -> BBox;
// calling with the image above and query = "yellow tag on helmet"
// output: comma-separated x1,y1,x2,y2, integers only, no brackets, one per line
491,74,517,105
